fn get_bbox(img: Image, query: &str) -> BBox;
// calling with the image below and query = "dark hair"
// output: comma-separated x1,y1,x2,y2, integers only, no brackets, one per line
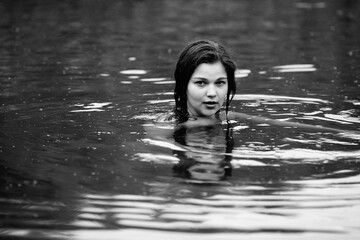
174,40,237,122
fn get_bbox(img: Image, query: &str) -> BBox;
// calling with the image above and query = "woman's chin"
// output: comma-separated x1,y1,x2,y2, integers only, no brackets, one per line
200,109,219,118
189,107,220,118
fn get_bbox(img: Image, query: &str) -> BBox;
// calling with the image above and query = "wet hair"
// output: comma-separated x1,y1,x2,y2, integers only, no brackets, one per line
174,40,237,122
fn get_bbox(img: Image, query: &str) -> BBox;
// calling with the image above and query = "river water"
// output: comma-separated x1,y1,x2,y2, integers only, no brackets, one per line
1,0,360,239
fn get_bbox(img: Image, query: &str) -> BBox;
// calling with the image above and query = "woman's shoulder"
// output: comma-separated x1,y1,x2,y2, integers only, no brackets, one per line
221,111,254,121
155,111,177,123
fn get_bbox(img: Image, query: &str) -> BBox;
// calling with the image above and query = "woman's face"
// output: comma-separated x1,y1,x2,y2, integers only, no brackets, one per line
186,61,228,118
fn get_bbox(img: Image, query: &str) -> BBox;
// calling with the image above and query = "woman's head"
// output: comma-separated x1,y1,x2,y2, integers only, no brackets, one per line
174,40,237,122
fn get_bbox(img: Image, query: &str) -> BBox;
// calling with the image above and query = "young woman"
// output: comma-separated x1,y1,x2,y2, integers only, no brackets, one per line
169,39,348,133
147,40,356,181
173,39,236,123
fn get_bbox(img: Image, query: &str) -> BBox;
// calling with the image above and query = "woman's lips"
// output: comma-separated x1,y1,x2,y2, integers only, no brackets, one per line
204,101,217,108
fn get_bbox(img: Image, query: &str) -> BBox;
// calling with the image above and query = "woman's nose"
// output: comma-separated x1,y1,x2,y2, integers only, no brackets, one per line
206,84,216,97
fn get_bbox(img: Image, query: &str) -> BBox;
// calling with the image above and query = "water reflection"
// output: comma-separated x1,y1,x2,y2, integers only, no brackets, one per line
172,123,233,182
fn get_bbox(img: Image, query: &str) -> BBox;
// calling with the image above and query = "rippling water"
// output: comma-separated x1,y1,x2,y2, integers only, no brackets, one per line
1,0,360,239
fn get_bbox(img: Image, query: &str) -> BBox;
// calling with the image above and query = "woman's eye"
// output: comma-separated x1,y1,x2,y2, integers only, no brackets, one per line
216,81,226,85
195,81,206,86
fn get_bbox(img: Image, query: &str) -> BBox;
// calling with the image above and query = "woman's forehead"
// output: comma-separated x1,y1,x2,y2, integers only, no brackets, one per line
191,62,227,78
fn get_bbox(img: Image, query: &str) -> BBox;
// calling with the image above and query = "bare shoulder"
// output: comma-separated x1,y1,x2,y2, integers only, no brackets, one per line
224,111,355,134
155,111,176,123
144,112,176,140
220,111,254,121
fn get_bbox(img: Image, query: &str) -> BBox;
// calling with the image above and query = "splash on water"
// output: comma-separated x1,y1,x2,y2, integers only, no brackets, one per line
235,69,251,78
273,64,317,73
119,69,147,75
70,102,112,113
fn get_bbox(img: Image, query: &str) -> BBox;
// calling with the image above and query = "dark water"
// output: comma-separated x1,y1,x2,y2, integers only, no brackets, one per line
1,0,360,239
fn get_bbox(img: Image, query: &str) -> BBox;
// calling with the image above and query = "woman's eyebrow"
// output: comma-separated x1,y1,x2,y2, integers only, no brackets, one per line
191,77,227,80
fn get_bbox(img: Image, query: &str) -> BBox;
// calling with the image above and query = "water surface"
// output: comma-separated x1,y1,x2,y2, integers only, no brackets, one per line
1,0,360,239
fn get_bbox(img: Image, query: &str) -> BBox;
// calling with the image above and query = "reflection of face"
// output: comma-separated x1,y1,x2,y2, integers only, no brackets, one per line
185,151,223,163
187,62,228,118
172,123,233,182
188,163,225,181
185,126,226,151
